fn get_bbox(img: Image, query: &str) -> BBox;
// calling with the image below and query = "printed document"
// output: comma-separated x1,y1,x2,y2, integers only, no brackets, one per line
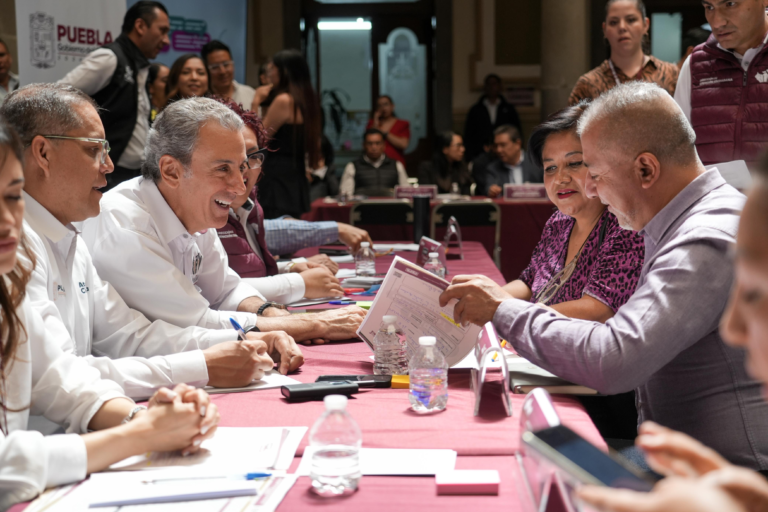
357,256,481,367
206,370,299,394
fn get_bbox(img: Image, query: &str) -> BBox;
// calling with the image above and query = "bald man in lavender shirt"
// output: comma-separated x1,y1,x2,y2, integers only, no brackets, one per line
440,82,768,471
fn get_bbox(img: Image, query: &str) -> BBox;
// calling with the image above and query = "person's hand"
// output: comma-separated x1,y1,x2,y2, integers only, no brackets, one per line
337,223,373,253
306,254,340,274
245,330,304,375
636,421,730,478
438,275,513,326
203,339,274,387
301,267,344,299
304,306,367,342
373,109,382,126
700,466,768,512
132,384,220,456
577,477,748,512
488,184,502,198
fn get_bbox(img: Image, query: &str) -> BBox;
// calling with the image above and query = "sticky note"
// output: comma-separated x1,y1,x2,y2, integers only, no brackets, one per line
391,375,410,389
435,470,500,495
440,312,461,327
356,301,373,310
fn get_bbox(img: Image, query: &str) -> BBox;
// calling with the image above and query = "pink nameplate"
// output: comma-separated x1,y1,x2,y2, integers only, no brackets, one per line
415,236,447,268
436,470,500,495
395,185,438,199
504,184,548,200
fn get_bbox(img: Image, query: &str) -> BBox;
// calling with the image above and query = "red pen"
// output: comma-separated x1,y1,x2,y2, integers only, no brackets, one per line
343,288,366,294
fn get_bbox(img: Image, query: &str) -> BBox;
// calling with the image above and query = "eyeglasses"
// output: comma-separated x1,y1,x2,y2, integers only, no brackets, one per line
41,135,111,165
532,246,585,305
208,60,233,72
247,149,267,170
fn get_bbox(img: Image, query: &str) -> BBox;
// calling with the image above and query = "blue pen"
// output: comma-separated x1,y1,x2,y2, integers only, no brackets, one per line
141,472,272,484
329,300,356,305
229,317,247,340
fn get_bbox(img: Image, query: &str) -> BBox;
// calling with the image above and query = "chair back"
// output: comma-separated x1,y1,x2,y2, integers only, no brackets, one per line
430,200,501,268
350,200,414,241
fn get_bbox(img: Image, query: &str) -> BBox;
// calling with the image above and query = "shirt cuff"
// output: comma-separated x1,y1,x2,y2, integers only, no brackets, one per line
316,222,340,246
201,329,239,348
283,272,307,304
44,434,87,488
165,350,211,386
76,391,130,434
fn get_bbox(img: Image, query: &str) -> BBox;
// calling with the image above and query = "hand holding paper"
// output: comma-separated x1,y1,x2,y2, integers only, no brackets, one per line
439,274,514,327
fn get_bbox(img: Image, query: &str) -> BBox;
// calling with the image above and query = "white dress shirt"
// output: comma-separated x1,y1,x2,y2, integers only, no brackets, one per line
483,97,500,125
231,80,256,109
0,298,127,509
58,48,150,170
675,30,768,122
23,193,237,398
232,206,306,304
81,177,264,331
340,155,409,195
506,150,525,185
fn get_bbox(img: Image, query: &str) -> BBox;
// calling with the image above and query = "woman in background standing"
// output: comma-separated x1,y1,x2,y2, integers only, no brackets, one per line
258,49,322,219
568,0,678,105
366,95,410,165
165,54,210,103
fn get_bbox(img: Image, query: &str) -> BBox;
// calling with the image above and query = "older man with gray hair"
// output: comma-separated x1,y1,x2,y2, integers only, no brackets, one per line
81,97,365,344
440,81,768,469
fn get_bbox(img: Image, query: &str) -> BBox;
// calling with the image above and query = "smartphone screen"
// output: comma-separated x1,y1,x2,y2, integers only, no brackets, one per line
532,426,656,491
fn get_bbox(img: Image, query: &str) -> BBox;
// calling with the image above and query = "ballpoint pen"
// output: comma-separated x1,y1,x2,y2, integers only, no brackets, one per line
141,472,272,484
329,300,356,305
229,317,248,340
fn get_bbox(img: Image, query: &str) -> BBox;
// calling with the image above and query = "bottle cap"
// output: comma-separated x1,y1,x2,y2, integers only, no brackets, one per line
361,242,370,248
324,394,348,411
383,315,397,325
428,252,439,259
419,336,437,346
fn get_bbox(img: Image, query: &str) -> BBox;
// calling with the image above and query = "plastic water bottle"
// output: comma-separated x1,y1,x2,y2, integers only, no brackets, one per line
373,315,408,375
423,252,446,279
309,395,362,497
409,336,448,413
355,242,376,276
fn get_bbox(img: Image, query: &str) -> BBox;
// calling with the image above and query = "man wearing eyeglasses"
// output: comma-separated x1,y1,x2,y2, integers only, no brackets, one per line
81,97,366,345
202,40,255,109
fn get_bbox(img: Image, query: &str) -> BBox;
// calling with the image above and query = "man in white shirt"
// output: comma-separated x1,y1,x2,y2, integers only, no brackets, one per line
674,0,768,166
59,1,170,190
340,128,409,196
1,83,305,398
82,97,366,344
202,40,256,108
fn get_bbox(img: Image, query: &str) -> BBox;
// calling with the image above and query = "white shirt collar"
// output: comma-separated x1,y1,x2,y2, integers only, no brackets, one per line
23,191,77,244
717,28,768,63
363,154,387,167
504,150,524,169
139,178,198,246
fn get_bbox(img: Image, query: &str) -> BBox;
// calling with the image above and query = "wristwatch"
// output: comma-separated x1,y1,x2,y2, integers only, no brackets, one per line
122,405,147,424
257,301,286,315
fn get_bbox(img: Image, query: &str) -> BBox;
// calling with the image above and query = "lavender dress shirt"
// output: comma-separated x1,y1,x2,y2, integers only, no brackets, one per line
493,169,768,469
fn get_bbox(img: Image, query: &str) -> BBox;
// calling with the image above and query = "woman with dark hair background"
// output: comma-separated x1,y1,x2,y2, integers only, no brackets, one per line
258,49,322,219
146,62,169,122
417,131,473,195
165,53,210,103
365,95,410,165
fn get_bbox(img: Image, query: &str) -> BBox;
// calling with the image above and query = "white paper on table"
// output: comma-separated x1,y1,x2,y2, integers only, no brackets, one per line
336,268,356,278
374,243,420,252
205,370,299,394
109,426,307,472
356,256,481,367
706,160,752,191
330,254,354,263
341,276,385,286
296,448,457,476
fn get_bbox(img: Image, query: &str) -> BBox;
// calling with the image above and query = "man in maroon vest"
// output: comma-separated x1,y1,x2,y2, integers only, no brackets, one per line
675,0,768,167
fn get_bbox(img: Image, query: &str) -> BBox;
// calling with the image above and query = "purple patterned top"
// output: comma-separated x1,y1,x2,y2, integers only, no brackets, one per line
519,209,645,311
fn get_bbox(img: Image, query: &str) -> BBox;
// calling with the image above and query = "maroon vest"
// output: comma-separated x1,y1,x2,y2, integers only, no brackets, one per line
217,189,279,278
689,34,768,166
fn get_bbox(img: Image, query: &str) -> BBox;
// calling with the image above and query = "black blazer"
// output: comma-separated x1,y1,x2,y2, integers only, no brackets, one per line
463,95,522,162
481,152,542,195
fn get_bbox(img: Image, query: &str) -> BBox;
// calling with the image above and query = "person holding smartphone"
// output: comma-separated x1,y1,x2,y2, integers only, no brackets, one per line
366,95,410,165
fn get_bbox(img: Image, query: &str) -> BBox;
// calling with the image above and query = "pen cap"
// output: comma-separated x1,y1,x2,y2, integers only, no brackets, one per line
360,242,370,248
324,394,348,411
419,336,437,346
428,252,439,259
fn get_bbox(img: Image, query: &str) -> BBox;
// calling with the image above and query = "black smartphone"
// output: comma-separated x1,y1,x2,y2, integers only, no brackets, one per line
316,375,392,388
318,248,350,256
281,381,359,401
522,426,658,491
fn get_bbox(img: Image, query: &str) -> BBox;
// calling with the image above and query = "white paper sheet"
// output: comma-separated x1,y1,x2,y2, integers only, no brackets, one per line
330,254,354,263
356,257,481,367
109,426,307,472
205,370,299,394
296,448,457,476
373,243,420,252
336,268,356,278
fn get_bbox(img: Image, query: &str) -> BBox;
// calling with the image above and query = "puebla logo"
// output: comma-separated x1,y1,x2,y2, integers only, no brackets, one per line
29,10,114,68
29,12,55,69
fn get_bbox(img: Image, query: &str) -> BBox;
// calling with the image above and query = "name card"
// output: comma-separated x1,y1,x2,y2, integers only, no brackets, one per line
395,185,438,200
472,323,511,417
415,236,448,271
503,184,548,201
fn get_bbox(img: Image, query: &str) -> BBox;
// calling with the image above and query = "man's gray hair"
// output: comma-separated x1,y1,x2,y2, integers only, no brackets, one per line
0,83,97,147
142,97,244,182
576,81,697,167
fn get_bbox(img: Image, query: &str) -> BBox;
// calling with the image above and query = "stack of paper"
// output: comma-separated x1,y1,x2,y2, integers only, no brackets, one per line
506,355,597,395
205,370,299,394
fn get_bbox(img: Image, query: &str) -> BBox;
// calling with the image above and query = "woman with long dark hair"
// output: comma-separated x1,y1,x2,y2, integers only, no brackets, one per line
365,95,410,165
417,131,474,195
258,49,322,219
0,118,219,508
165,53,210,103
568,0,678,105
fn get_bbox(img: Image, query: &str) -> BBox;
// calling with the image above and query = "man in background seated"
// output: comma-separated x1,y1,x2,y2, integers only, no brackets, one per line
2,83,301,397
82,97,366,345
441,82,768,469
483,124,542,198
339,128,408,197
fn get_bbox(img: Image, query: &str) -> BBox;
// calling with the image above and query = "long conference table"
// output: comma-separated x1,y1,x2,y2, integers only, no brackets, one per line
304,197,557,283
13,242,603,512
